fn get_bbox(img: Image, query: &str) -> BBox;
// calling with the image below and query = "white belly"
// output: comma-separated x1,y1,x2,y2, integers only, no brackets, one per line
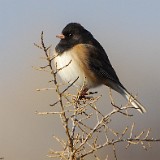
54,51,86,88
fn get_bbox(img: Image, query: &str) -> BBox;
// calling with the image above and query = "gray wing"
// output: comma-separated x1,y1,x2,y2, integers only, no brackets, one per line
84,44,123,87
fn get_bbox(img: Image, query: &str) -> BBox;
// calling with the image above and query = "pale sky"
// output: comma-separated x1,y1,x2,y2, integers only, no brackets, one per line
0,1,160,160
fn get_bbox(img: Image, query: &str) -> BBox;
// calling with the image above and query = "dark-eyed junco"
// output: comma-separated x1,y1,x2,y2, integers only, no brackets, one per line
54,23,146,113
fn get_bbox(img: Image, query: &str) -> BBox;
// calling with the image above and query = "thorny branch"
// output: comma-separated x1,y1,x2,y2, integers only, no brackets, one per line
34,32,160,160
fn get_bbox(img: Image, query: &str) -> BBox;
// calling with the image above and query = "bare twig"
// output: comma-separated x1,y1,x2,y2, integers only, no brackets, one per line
34,32,160,160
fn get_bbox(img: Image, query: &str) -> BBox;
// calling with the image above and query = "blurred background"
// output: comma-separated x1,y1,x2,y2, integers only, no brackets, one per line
0,0,160,160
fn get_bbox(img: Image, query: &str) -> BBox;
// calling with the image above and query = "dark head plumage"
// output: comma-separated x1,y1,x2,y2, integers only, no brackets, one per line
62,23,88,37
55,23,95,53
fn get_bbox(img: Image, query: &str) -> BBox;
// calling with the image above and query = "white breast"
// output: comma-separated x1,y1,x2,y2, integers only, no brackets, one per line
54,50,86,88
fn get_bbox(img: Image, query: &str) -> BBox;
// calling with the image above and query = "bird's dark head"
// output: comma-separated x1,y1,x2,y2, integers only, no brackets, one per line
55,23,93,54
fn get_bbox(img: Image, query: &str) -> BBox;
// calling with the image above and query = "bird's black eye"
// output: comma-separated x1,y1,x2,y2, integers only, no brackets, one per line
65,32,73,37
67,33,73,37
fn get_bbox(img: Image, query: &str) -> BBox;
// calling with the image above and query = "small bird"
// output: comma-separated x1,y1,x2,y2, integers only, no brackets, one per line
54,23,146,113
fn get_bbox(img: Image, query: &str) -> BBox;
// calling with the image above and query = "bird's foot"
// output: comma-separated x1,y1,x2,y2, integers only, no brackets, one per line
79,91,98,100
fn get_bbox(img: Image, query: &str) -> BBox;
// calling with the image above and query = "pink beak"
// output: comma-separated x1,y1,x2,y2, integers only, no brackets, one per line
56,34,65,39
